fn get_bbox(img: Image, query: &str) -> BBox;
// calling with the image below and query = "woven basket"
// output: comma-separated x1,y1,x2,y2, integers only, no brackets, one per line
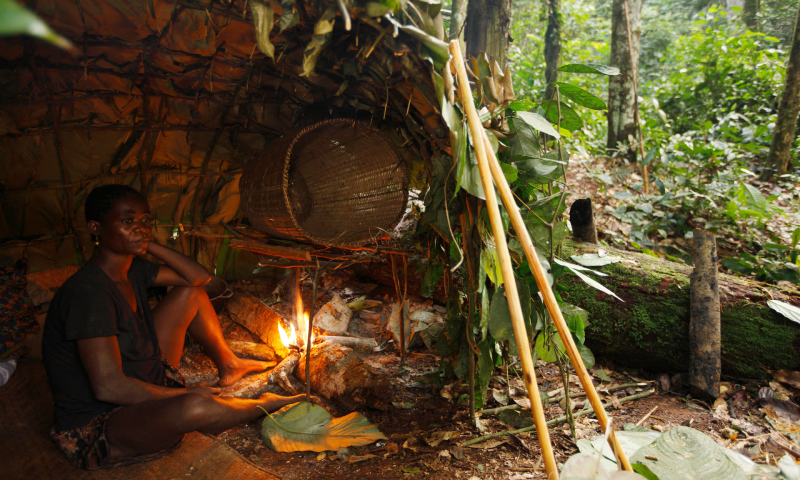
240,119,408,247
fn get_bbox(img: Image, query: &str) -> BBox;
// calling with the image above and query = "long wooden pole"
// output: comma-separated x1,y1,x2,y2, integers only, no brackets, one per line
479,125,634,472
449,41,559,480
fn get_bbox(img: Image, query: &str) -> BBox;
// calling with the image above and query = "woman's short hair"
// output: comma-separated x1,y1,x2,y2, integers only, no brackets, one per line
85,184,146,224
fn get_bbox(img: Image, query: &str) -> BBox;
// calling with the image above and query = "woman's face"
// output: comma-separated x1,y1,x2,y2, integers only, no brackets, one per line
92,194,152,256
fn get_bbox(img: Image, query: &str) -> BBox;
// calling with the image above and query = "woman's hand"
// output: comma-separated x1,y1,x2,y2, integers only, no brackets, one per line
186,384,222,395
147,241,211,287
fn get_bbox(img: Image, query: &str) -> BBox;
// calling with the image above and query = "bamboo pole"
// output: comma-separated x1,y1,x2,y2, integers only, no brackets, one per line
448,41,559,480
479,122,634,472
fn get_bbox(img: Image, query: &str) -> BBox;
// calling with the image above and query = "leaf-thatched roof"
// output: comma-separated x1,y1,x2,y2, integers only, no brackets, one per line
0,0,452,276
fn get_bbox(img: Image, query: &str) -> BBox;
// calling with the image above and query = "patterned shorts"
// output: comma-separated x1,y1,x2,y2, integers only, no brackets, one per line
51,358,188,470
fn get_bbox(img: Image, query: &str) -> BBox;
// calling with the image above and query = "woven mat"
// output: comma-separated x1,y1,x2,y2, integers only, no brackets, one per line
0,359,279,480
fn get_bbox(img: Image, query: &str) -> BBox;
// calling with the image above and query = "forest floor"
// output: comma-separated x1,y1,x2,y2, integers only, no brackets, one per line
565,156,800,262
198,159,800,479
201,270,796,479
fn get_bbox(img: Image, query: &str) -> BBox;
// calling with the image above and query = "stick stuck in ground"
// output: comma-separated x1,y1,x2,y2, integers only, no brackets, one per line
479,111,633,472
449,41,559,480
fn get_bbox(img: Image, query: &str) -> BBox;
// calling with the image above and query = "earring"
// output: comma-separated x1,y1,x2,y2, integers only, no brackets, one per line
94,235,99,246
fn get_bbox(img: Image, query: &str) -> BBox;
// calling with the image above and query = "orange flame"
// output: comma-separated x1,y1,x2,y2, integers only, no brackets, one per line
278,321,296,347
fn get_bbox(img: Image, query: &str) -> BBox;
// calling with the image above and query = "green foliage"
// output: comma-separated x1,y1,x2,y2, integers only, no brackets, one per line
0,0,72,48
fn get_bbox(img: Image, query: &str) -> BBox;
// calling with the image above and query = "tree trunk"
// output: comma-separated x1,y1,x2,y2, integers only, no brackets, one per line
760,2,800,180
450,0,468,51
543,0,562,100
560,242,800,380
743,0,759,30
465,0,513,67
726,0,744,21
689,230,721,400
607,0,642,158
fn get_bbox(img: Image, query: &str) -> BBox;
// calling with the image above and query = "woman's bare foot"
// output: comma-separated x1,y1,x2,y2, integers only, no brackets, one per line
218,357,272,387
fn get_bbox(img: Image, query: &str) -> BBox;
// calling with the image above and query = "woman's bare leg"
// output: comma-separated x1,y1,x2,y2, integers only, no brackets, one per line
105,392,307,459
152,286,268,386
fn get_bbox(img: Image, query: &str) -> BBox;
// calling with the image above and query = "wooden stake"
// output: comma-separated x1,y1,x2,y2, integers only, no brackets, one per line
479,122,634,472
295,267,304,342
305,261,319,402
449,42,559,480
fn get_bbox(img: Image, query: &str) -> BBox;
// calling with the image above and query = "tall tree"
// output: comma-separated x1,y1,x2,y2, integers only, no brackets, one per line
743,0,759,29
607,0,643,157
465,0,513,66
761,1,800,180
543,0,562,100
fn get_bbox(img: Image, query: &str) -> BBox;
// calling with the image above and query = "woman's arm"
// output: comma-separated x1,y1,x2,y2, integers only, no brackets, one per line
77,336,217,405
147,241,211,287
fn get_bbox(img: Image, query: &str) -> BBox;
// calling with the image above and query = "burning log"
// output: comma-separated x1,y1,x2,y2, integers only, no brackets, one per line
226,292,292,359
316,336,378,352
296,341,389,404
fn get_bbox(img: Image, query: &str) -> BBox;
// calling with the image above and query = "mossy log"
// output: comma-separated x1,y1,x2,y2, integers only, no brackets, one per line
560,241,800,380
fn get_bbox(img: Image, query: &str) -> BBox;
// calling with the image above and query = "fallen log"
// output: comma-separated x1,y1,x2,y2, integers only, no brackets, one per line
561,242,800,380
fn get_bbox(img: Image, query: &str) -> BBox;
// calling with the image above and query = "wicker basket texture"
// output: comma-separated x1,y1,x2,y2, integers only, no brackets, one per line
240,119,408,247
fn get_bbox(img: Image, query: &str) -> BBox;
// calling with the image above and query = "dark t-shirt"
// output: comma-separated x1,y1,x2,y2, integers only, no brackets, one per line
43,257,163,432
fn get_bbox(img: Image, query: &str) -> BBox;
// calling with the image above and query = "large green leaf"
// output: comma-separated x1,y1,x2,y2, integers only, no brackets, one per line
456,145,485,199
556,63,621,76
767,300,800,325
535,331,563,363
507,117,541,161
630,426,747,480
474,339,494,409
552,82,607,110
516,111,560,139
561,302,588,344
261,402,386,452
302,9,336,76
529,221,568,259
251,0,275,59
540,101,583,131
523,193,567,226
0,0,72,48
570,253,623,267
739,181,767,214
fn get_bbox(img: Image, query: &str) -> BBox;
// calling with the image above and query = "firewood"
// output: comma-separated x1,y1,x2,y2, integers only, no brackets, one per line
227,341,280,362
269,351,301,395
316,336,378,352
296,341,389,403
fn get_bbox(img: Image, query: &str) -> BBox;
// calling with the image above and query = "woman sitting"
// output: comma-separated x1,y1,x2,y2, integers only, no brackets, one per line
43,184,309,470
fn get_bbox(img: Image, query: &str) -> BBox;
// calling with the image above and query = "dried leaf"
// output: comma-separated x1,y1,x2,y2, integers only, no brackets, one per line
492,387,510,406
467,438,507,449
424,430,459,447
278,0,299,32
261,402,386,452
302,8,336,77
251,0,275,59
348,454,376,463
768,369,800,390
503,66,515,105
